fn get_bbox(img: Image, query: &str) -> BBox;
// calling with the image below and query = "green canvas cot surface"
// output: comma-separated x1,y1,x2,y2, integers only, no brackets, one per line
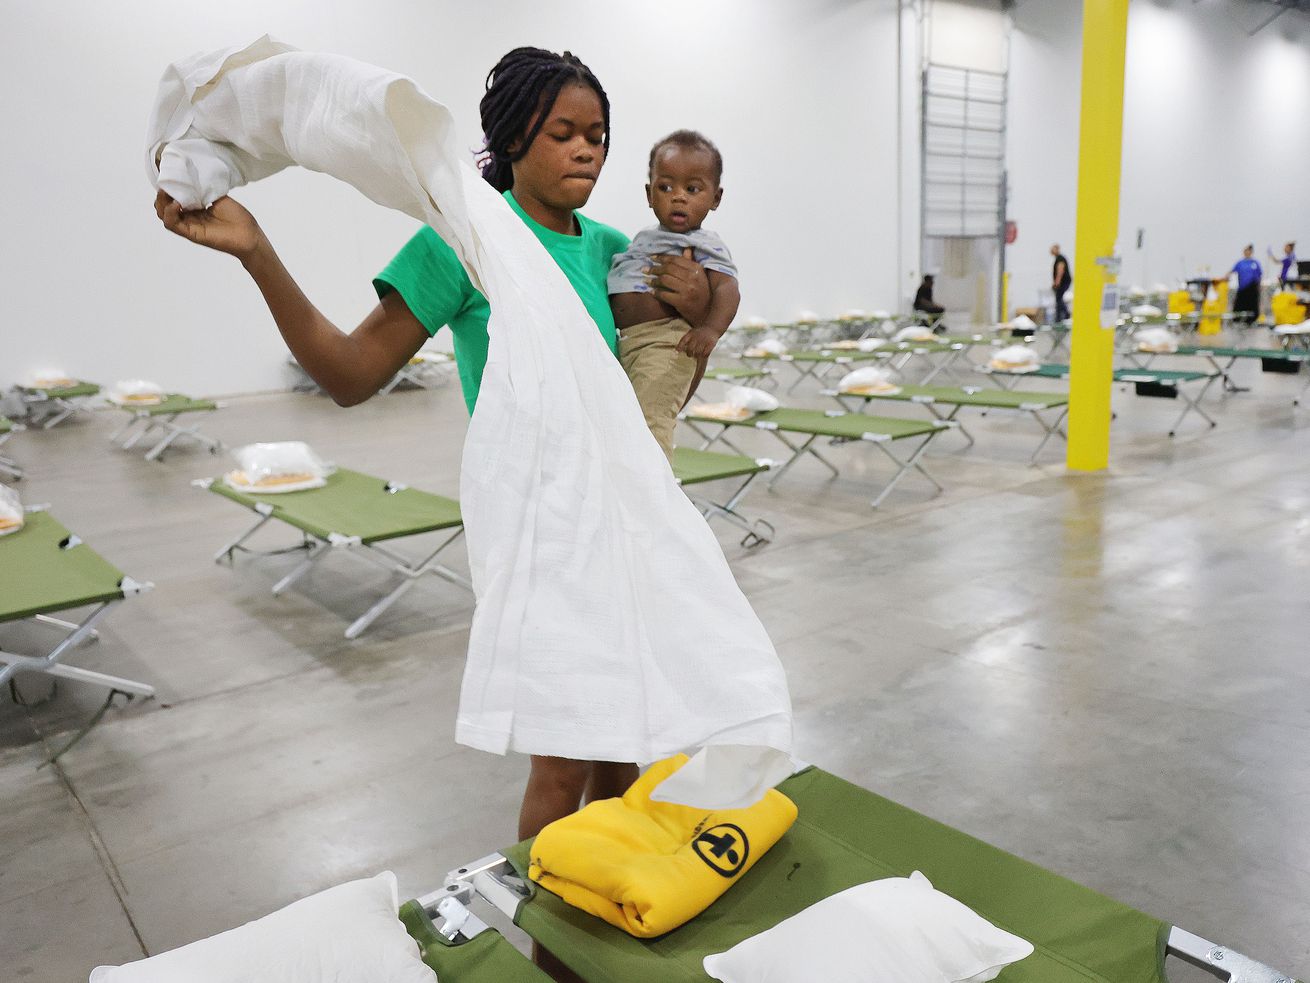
501,767,1169,983
672,448,767,486
207,468,462,545
18,380,100,398
702,366,769,381
686,407,940,441
0,511,126,622
844,384,1068,410
115,394,218,415
400,902,549,982
1175,345,1310,361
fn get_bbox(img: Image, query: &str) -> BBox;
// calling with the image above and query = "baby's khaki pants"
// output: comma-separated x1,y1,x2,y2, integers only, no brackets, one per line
618,317,699,462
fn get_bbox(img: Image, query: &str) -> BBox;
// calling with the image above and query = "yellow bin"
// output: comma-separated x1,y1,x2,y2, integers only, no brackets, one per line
1272,291,1307,326
1167,289,1195,316
1199,280,1227,336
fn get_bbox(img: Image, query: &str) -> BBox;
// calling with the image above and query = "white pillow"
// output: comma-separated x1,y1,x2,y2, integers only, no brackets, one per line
703,871,1034,983
89,871,434,983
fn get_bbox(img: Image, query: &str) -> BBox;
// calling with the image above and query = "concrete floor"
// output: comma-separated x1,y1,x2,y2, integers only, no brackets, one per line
2,353,1308,981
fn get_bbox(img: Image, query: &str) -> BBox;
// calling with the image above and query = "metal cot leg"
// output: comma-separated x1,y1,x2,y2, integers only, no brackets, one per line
1168,378,1219,436
764,431,840,487
866,429,946,508
271,540,333,595
690,470,774,547
344,530,472,639
1027,406,1069,464
0,603,155,698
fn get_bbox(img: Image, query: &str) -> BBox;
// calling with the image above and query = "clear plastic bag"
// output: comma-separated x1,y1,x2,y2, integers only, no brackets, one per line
0,484,23,536
1008,314,1037,328
746,338,787,357
857,337,886,352
228,441,333,491
838,366,899,394
110,379,165,405
29,368,76,389
725,386,780,412
1135,327,1177,353
1130,304,1163,318
894,325,937,343
989,344,1040,371
796,310,820,324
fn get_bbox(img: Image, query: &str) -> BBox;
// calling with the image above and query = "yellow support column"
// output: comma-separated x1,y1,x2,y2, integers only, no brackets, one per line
1066,0,1130,472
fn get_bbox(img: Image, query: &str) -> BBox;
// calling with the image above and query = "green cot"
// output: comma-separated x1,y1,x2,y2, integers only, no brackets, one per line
405,767,1300,983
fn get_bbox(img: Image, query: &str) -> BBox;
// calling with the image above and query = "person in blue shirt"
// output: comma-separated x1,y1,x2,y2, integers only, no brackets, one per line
1230,244,1263,324
1268,242,1297,288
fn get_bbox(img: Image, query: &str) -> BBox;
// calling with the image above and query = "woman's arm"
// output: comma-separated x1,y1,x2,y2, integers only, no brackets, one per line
155,192,427,406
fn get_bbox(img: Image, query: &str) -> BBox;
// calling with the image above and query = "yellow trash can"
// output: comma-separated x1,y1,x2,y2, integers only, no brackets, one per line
1271,291,1307,326
1199,280,1227,336
1167,289,1196,316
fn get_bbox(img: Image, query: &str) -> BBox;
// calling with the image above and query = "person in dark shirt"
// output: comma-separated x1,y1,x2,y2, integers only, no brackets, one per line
1230,244,1263,324
1050,244,1072,323
913,274,945,319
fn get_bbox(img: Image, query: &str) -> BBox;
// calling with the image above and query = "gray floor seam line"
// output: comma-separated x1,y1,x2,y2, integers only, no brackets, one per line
47,753,150,958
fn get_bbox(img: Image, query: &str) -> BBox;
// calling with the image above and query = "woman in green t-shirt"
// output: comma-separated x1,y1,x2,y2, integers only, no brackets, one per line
154,48,713,845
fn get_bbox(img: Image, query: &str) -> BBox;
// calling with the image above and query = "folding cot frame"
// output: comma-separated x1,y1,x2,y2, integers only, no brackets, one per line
0,416,23,480
0,506,155,703
736,337,997,396
671,446,776,547
377,351,457,395
16,381,101,429
999,321,1072,358
882,335,997,385
980,364,1220,436
681,406,953,508
699,365,775,390
289,351,456,396
406,766,1300,983
1137,345,1310,404
197,468,472,639
828,384,1070,464
734,349,888,395
107,395,225,462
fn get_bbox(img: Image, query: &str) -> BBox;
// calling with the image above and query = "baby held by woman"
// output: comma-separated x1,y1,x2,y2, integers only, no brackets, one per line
609,130,740,461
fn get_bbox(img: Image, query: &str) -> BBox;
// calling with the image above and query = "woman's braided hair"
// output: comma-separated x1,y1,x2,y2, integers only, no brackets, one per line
478,47,611,193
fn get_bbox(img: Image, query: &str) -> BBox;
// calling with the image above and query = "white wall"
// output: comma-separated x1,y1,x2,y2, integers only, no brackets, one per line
1006,0,1310,310
0,0,902,397
926,0,1006,72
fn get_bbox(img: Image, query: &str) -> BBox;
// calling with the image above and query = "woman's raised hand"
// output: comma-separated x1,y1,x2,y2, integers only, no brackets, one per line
649,247,711,326
154,191,264,262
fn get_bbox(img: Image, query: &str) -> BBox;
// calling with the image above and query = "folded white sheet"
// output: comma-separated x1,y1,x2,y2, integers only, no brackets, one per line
146,38,793,809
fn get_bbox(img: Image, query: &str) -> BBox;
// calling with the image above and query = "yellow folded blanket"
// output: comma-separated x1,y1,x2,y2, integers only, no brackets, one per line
528,754,797,938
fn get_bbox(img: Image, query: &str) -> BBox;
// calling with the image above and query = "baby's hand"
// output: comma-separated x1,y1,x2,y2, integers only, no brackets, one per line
676,325,721,360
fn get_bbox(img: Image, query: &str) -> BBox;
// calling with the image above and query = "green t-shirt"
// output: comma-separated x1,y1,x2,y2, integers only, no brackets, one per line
373,190,630,413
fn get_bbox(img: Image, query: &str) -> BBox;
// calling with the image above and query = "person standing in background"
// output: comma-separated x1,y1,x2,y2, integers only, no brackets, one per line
1268,242,1297,288
1230,244,1263,324
1050,244,1071,323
